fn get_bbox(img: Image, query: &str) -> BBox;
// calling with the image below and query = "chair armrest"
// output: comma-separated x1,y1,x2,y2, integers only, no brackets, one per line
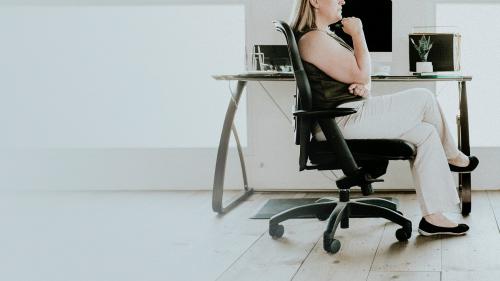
293,108,357,118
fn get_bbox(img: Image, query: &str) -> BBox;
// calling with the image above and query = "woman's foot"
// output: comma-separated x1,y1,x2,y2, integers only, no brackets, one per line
448,153,479,173
418,213,469,236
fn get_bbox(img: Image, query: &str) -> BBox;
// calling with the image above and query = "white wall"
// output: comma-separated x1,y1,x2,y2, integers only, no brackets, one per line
2,0,499,191
243,0,500,191
0,5,245,148
0,1,248,190
243,0,424,190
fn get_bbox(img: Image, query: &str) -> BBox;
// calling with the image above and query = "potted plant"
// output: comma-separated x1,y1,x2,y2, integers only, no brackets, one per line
411,35,434,73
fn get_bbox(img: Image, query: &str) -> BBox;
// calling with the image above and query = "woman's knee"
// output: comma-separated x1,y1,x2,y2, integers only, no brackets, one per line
401,122,438,146
409,88,437,112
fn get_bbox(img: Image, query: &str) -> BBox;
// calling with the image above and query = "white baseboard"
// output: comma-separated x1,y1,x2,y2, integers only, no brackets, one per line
0,147,497,191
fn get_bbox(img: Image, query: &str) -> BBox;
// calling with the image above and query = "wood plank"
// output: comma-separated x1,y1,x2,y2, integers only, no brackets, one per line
167,192,272,281
371,193,443,272
486,190,500,208
389,193,422,218
442,192,500,272
216,219,324,281
215,193,332,281
171,192,323,281
367,271,440,281
0,190,214,281
5,190,499,281
445,191,498,235
370,220,442,272
291,218,385,281
292,192,425,280
486,190,500,233
442,271,500,281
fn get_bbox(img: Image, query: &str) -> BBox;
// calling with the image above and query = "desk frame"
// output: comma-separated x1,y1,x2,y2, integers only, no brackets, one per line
212,73,473,215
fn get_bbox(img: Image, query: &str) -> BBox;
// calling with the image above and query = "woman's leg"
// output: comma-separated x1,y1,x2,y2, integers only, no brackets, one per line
316,88,462,219
402,123,460,215
332,88,461,159
414,89,462,160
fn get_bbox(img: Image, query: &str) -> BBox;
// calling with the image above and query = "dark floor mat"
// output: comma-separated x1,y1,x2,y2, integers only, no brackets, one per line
251,198,320,219
250,196,399,219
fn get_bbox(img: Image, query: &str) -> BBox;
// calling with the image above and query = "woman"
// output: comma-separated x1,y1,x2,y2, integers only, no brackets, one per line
290,0,479,236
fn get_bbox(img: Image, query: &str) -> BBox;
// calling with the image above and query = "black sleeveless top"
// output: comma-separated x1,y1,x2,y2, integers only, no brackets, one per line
297,29,363,109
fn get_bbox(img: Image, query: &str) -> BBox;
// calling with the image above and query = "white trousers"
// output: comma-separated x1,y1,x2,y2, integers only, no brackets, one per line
314,88,461,215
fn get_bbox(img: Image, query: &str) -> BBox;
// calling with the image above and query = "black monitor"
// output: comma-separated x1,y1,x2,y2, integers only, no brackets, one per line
331,0,392,52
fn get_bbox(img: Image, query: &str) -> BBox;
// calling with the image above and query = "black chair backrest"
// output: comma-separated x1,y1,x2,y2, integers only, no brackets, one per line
273,21,384,195
273,20,313,111
273,20,313,170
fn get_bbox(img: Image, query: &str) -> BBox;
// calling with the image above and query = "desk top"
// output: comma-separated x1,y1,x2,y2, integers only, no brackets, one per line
213,72,472,82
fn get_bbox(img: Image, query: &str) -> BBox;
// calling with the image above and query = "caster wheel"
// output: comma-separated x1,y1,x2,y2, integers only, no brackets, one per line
316,212,329,221
323,233,341,254
395,228,411,241
269,224,284,238
325,239,341,254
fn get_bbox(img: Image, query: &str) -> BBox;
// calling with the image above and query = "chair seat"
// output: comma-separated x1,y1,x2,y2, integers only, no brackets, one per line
309,139,416,165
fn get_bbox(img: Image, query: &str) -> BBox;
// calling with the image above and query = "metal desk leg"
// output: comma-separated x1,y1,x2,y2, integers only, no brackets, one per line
458,81,471,215
212,81,254,214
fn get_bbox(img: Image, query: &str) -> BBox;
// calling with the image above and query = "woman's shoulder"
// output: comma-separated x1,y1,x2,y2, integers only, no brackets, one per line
298,30,330,45
298,30,332,59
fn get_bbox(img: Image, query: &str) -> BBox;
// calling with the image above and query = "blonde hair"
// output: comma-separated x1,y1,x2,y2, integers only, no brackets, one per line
290,0,317,33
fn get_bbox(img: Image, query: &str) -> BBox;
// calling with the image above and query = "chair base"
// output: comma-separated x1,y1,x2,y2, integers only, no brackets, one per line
269,190,412,254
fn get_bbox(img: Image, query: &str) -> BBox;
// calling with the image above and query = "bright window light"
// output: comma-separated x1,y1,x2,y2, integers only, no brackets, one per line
436,3,500,147
0,5,246,148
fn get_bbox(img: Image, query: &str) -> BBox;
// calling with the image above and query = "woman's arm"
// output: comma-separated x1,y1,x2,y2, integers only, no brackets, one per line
298,17,371,85
347,17,371,84
348,83,370,98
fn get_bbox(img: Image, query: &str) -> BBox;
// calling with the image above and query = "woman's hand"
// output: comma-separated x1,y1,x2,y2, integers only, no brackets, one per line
341,17,363,37
348,83,370,98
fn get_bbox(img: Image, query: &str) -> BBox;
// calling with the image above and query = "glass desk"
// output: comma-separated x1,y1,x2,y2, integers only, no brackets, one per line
212,73,473,216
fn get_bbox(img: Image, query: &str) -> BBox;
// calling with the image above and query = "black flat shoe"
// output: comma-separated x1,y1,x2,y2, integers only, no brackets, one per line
449,156,479,173
418,218,469,236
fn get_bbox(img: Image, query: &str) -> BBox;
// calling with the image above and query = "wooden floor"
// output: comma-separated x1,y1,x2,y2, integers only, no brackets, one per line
2,190,500,281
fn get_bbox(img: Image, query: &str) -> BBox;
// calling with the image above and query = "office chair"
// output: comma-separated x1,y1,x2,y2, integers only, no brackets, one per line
270,20,416,254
